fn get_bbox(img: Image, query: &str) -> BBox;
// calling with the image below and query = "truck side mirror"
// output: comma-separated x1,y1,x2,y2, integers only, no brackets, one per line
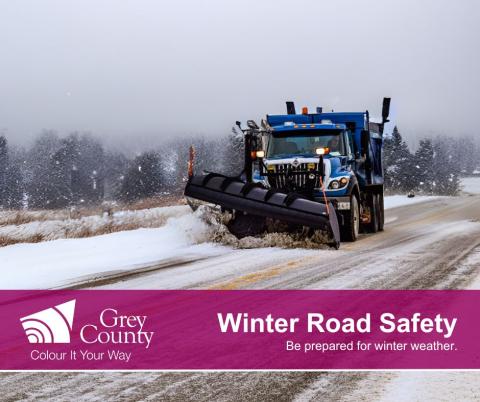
361,130,370,157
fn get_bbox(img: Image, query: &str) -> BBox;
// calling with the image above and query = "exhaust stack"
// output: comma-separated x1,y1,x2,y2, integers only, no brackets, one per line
286,101,296,115
380,97,391,135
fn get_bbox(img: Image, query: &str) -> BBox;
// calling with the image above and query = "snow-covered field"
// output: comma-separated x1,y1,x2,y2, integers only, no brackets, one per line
461,176,480,194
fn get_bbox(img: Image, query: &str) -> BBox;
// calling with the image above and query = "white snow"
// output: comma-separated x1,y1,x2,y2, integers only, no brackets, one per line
378,372,480,402
384,195,444,210
0,211,230,289
462,247,480,289
460,176,480,194
0,191,471,290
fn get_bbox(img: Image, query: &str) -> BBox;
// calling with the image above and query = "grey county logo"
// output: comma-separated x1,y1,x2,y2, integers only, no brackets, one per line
20,300,76,343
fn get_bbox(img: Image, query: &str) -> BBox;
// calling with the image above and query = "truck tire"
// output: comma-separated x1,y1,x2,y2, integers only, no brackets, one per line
340,195,360,242
366,194,379,233
378,192,385,231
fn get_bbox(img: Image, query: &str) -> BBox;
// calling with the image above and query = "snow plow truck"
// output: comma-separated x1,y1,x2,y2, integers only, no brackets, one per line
184,98,391,249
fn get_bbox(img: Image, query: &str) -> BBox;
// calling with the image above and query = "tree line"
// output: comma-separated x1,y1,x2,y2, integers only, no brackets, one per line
383,127,479,195
0,128,243,209
0,127,477,209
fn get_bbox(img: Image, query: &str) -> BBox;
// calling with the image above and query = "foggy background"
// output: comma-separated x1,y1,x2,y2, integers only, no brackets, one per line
1,0,480,149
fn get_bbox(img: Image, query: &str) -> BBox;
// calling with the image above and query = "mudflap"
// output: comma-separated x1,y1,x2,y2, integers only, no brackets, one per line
184,173,341,248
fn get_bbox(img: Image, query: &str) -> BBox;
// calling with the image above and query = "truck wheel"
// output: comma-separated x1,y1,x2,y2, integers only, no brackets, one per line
341,195,360,242
366,194,379,233
378,193,385,231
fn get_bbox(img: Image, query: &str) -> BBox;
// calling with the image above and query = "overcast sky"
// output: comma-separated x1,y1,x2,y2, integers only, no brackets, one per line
1,0,479,147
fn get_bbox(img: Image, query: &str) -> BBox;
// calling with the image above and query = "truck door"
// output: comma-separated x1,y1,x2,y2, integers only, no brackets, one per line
344,130,355,162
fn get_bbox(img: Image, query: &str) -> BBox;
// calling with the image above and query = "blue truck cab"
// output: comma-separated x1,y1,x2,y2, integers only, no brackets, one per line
250,100,390,241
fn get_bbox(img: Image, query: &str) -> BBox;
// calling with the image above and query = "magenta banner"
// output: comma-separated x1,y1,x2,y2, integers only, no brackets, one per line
0,290,479,370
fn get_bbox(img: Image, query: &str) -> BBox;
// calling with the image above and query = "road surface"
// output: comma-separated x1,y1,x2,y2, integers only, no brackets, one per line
2,194,480,401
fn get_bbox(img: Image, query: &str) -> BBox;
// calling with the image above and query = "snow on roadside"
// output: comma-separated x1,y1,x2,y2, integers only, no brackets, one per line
461,176,480,194
383,175,480,209
384,195,445,210
0,209,229,289
0,192,464,289
0,205,336,289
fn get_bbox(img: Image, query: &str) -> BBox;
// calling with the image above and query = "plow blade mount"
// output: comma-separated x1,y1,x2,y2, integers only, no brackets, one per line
185,174,341,248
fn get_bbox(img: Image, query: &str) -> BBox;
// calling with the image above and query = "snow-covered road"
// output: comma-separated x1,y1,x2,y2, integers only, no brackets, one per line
2,192,480,401
0,194,448,289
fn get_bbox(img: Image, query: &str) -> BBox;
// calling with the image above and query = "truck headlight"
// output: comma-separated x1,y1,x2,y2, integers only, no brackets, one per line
330,180,340,189
328,176,349,190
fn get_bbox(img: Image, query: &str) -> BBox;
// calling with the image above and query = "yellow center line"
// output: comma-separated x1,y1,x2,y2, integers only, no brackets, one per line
209,256,317,290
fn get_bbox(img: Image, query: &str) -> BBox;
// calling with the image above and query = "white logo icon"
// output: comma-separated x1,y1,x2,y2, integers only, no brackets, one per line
20,300,76,344
292,159,300,168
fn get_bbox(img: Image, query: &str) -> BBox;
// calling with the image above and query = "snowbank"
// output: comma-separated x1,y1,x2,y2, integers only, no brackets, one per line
384,195,444,210
460,176,480,194
0,205,337,289
0,210,228,289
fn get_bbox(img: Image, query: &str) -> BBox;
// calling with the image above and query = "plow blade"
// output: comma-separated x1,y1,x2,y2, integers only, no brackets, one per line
185,174,341,248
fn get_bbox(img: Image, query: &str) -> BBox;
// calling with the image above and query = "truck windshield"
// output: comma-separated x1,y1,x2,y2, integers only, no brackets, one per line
266,130,345,158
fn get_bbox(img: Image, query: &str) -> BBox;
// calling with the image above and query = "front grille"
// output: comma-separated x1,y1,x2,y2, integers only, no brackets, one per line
267,163,322,190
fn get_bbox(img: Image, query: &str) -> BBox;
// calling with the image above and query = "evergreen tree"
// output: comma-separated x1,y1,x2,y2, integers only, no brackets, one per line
452,136,478,175
72,134,105,205
104,150,129,200
383,126,414,193
4,145,26,208
27,131,61,208
119,151,164,201
432,137,460,195
414,139,435,194
0,136,26,208
0,136,7,207
27,132,105,208
221,127,244,176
